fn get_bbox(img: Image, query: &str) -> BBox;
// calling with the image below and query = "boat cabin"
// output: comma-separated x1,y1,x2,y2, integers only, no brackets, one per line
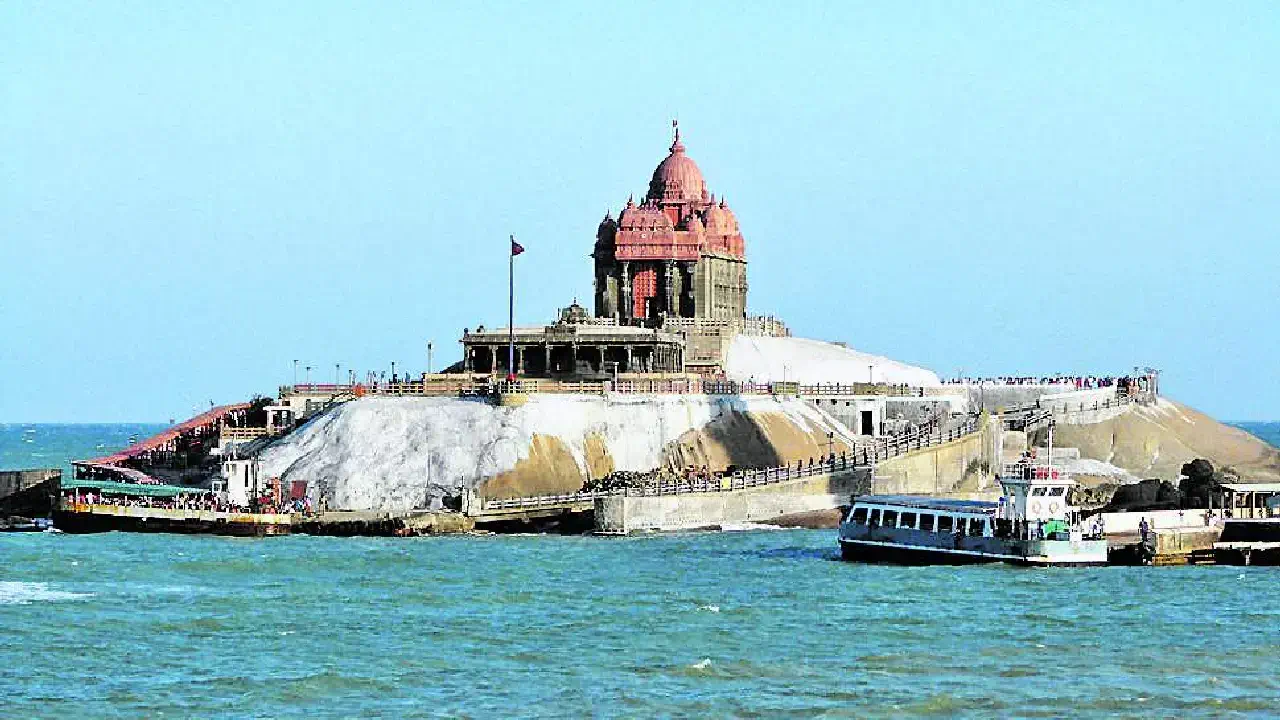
998,462,1079,524
845,496,997,538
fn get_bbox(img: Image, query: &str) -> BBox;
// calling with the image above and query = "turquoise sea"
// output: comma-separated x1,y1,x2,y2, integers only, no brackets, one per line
2,424,1279,718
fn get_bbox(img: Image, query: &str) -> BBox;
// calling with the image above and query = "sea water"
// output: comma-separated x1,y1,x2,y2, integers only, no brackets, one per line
2,424,1279,718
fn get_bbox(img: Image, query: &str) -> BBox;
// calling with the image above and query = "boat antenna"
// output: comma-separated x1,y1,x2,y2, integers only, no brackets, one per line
1047,422,1053,468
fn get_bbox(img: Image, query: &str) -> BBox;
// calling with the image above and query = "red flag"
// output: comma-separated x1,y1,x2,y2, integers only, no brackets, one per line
511,237,525,256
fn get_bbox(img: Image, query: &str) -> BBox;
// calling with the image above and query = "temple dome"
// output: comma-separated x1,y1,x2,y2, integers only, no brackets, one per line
647,129,706,203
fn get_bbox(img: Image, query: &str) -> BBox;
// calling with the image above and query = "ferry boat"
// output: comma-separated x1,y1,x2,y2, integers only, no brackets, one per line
838,460,1108,566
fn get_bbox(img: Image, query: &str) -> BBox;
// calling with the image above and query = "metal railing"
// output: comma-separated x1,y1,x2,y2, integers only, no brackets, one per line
798,382,924,397
479,418,983,511
480,490,616,511
283,377,932,400
219,427,277,441
999,393,1134,429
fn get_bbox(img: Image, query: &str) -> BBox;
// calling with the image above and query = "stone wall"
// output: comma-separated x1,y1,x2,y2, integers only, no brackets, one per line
0,468,61,500
872,416,1002,496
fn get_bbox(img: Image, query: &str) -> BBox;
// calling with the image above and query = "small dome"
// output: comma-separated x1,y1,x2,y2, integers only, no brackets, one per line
597,212,617,237
619,202,674,231
704,200,738,234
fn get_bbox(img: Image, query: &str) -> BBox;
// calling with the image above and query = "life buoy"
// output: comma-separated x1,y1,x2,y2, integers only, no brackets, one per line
1031,500,1042,514
1049,501,1060,514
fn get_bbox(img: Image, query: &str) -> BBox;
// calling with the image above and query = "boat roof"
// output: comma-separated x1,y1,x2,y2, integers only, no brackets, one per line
1221,483,1280,493
853,494,998,514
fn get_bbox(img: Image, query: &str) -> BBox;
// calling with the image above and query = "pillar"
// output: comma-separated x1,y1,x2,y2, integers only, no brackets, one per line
489,345,500,374
620,261,631,321
596,345,606,372
515,346,524,375
464,347,474,372
663,260,676,316
570,342,578,375
544,343,552,376
624,346,633,373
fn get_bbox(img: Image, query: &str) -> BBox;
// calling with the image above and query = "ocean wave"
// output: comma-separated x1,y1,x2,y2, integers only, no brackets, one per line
0,581,94,605
718,522,786,532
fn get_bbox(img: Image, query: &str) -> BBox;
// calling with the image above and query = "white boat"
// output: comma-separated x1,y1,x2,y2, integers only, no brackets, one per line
838,460,1108,566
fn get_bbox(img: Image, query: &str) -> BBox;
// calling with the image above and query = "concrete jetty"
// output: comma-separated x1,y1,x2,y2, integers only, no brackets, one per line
594,467,869,533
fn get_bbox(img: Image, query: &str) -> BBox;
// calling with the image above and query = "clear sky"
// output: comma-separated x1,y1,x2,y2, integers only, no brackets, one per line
2,2,1277,423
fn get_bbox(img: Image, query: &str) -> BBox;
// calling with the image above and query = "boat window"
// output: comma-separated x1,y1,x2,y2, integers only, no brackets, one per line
883,510,898,528
851,507,868,525
967,518,985,537
869,509,881,527
937,515,953,533
920,514,935,532
900,512,917,529
1048,487,1066,497
1032,487,1049,496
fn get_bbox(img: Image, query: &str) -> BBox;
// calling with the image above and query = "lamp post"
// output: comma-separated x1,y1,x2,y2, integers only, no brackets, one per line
335,363,341,386
427,341,434,375
293,359,299,387
868,364,874,384
305,365,312,385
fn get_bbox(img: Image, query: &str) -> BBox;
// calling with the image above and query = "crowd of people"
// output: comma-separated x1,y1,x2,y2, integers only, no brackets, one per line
943,374,1138,389
67,489,312,515
66,490,230,512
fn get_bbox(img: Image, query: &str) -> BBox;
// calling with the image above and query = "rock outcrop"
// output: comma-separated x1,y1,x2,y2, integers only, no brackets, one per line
259,394,855,511
1032,398,1280,483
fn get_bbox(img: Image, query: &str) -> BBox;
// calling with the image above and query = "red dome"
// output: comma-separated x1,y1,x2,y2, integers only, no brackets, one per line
647,129,706,203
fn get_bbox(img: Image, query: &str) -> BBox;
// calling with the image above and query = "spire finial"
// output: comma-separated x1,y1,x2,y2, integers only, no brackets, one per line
670,118,684,153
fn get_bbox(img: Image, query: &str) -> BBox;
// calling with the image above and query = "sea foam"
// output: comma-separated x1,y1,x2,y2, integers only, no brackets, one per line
0,581,93,605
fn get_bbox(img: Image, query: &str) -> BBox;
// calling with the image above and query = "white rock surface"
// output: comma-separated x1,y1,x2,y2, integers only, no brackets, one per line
258,394,853,512
724,335,941,387
1062,458,1141,484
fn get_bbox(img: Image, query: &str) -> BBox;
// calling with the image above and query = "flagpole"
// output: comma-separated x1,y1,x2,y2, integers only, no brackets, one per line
508,234,515,381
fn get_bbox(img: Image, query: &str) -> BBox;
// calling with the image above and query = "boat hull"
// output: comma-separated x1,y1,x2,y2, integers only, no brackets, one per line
53,505,292,537
839,539,1004,565
838,525,1109,567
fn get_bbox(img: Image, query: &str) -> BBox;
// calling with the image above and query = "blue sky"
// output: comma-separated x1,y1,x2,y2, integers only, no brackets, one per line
2,2,1277,422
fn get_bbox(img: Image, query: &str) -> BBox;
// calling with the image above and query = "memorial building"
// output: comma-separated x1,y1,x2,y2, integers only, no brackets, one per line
460,124,787,378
